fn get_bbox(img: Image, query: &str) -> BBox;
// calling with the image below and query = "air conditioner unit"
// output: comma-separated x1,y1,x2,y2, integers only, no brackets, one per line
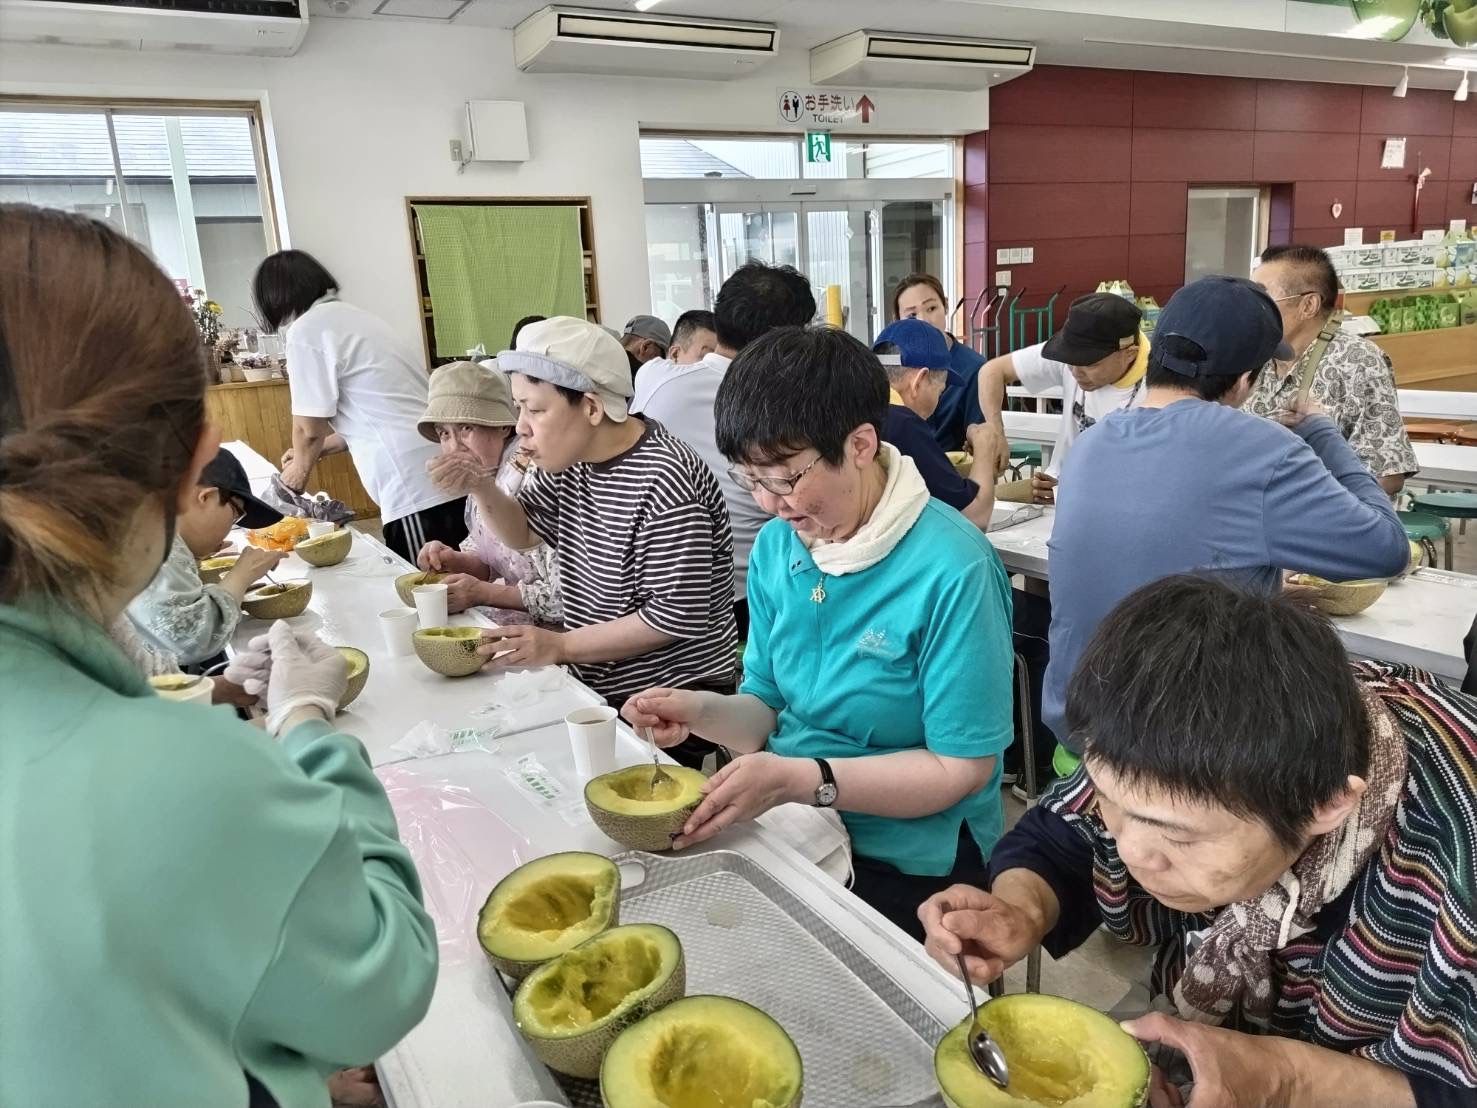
811,29,1034,91
514,5,779,80
0,0,309,55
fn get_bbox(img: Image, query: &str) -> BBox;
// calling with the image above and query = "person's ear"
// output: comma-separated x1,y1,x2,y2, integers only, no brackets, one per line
175,423,221,516
1304,775,1367,836
582,393,604,427
848,422,879,468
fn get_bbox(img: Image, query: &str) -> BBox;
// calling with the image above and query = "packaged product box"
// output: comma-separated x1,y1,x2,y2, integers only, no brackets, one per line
1342,269,1384,293
1345,247,1386,269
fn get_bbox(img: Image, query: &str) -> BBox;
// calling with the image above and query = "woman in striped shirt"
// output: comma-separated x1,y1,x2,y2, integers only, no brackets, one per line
921,576,1475,1108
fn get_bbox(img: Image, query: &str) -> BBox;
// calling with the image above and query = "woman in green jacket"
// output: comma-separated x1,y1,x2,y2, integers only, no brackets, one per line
0,205,437,1107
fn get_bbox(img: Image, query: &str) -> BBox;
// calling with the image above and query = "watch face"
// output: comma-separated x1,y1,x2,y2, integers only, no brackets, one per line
815,782,838,807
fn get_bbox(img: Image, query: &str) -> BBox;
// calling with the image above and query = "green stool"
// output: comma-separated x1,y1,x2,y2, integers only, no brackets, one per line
1407,494,1477,569
1008,441,1043,479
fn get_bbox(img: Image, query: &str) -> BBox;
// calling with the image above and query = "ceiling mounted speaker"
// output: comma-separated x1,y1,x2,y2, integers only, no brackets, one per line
810,29,1035,90
514,6,778,80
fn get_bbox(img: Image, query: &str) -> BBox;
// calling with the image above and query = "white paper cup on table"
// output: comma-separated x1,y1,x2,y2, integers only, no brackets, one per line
378,607,419,657
306,521,335,538
566,706,618,779
412,583,449,628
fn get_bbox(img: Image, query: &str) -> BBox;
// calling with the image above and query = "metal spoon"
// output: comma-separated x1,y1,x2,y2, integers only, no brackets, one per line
641,725,675,792
954,953,1010,1089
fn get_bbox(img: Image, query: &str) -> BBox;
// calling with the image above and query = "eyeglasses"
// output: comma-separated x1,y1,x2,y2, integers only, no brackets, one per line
728,454,823,497
1271,290,1320,304
227,495,248,527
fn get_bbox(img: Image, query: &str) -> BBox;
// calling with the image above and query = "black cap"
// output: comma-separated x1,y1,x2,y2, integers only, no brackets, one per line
199,449,282,529
1041,293,1143,366
1150,276,1295,378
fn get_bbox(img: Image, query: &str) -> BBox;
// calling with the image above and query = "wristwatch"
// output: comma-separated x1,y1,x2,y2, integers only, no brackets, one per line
813,758,838,808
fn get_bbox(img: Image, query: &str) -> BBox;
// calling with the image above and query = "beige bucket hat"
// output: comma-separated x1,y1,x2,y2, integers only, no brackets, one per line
417,360,517,442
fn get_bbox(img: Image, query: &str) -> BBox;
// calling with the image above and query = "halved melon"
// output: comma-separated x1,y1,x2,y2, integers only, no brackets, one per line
601,995,803,1108
294,527,351,566
935,994,1149,1108
335,647,369,710
477,852,620,979
513,923,685,1079
584,764,707,852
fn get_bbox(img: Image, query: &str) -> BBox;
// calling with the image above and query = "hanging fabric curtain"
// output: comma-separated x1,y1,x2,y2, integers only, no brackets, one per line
413,203,586,358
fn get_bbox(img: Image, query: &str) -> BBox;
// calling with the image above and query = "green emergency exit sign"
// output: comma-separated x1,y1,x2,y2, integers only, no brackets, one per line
805,131,831,164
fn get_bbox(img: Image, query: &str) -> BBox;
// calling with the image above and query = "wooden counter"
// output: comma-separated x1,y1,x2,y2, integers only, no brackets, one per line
1374,327,1477,392
205,378,377,520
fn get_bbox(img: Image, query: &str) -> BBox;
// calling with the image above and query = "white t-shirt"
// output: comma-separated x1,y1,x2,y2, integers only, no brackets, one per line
1012,341,1147,479
286,300,451,524
633,352,764,602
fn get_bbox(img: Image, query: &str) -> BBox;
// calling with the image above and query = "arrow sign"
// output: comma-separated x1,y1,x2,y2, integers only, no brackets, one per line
856,95,875,123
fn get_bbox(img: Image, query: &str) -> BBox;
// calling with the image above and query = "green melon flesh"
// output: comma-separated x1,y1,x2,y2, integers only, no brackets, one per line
585,765,707,852
935,994,1148,1108
513,923,684,1079
601,994,802,1108
477,852,619,979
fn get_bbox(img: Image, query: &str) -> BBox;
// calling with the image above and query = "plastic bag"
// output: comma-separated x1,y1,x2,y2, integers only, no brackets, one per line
376,763,534,965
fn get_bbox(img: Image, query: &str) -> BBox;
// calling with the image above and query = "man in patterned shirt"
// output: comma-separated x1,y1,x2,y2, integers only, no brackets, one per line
1249,243,1417,495
921,577,1475,1108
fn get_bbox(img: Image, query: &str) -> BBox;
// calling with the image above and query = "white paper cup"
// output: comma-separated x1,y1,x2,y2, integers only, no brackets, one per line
307,521,335,538
566,706,618,779
378,607,419,657
412,583,449,628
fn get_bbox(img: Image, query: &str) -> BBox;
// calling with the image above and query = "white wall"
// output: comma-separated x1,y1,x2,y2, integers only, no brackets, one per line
1,18,989,348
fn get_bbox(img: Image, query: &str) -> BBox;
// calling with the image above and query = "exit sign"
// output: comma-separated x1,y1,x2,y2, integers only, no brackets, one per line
805,131,831,164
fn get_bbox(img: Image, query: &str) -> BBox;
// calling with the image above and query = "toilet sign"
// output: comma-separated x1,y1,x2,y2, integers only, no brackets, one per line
805,131,831,164
777,87,878,128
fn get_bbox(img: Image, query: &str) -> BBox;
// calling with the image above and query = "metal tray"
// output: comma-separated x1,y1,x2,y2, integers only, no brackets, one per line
536,849,948,1108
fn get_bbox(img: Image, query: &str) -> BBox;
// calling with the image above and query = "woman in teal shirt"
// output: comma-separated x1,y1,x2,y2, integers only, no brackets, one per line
0,205,436,1107
624,325,1014,939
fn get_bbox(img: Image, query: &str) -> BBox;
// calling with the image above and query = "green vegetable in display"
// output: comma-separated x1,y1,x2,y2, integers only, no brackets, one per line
1443,0,1477,44
1350,0,1423,39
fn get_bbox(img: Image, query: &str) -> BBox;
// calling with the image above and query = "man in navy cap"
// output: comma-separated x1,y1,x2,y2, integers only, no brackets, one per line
875,319,997,529
1044,276,1409,754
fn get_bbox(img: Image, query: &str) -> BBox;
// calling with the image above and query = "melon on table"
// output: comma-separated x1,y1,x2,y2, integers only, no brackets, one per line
584,764,707,852
476,852,620,979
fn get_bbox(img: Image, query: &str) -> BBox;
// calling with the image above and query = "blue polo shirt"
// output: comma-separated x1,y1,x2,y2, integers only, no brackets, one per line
741,501,1014,876
884,403,979,511
927,339,986,452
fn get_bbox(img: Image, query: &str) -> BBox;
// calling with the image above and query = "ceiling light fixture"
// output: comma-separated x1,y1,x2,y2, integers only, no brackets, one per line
1394,66,1409,97
633,0,664,10
1458,71,1471,101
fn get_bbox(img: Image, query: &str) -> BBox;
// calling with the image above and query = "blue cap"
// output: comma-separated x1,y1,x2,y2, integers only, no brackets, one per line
1150,276,1294,378
874,319,960,382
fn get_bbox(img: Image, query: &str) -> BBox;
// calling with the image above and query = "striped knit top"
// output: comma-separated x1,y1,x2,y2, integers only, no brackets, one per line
517,418,737,705
986,661,1476,1107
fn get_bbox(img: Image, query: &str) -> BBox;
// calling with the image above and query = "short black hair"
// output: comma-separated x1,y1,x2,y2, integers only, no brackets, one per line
716,325,887,466
713,263,817,352
1146,334,1264,403
510,314,546,349
1068,575,1370,851
671,309,716,350
1259,243,1339,316
510,371,584,407
252,250,338,333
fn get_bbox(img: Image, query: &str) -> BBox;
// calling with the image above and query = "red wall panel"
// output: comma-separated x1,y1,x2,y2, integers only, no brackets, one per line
1253,130,1359,181
963,131,988,188
1131,128,1255,183
1133,72,1258,131
970,65,1477,315
988,124,1132,183
1254,80,1363,133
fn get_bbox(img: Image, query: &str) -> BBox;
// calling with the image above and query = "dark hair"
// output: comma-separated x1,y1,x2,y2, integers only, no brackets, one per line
1068,575,1369,851
713,263,816,352
0,204,206,610
509,314,546,349
1146,334,1264,403
715,325,888,466
891,273,947,320
251,250,338,333
671,309,716,350
509,371,583,407
1259,244,1339,316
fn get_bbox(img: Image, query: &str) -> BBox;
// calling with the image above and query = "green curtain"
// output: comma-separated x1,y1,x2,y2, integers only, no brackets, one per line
413,204,586,358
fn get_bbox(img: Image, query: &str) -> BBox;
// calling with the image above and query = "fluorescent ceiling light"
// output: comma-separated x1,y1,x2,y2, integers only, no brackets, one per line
1445,56,1477,66
1458,71,1471,101
633,0,664,9
1395,66,1409,97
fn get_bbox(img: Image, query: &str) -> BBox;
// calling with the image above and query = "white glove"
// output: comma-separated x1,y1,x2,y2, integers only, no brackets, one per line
224,633,273,698
263,621,346,736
